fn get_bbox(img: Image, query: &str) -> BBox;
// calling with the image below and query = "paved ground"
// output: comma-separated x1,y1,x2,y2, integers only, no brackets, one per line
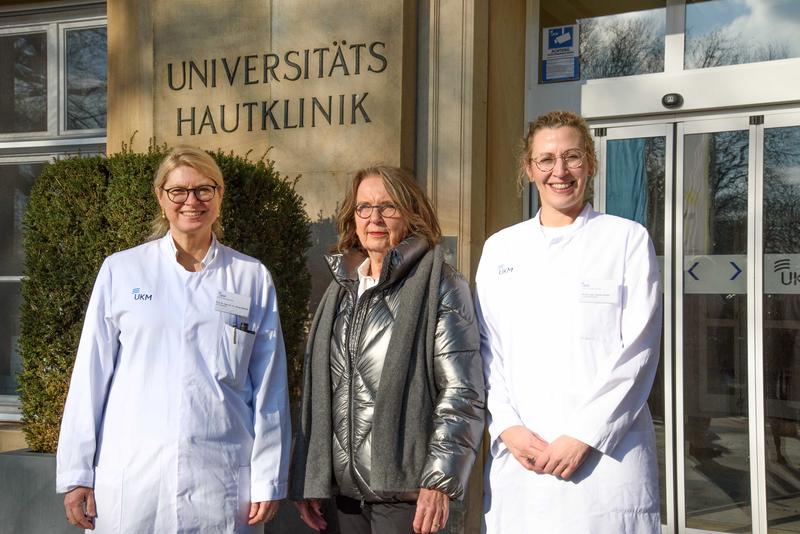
659,417,800,533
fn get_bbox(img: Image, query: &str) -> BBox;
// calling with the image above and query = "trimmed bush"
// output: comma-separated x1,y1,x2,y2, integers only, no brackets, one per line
18,147,311,453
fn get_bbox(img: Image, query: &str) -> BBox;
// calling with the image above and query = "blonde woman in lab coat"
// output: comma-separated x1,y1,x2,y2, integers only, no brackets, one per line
477,110,662,533
56,146,291,532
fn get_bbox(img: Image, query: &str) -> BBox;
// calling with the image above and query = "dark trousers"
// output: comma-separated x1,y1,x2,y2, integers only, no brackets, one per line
333,496,416,534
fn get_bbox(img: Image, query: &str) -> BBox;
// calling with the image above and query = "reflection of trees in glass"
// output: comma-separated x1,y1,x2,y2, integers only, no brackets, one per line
66,27,107,130
0,33,47,133
645,137,666,256
579,10,664,80
764,127,800,254
0,163,42,276
685,27,790,69
708,131,748,254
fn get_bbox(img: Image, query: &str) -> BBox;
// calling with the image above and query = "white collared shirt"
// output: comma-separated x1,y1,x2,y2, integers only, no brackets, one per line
357,258,379,299
166,231,219,269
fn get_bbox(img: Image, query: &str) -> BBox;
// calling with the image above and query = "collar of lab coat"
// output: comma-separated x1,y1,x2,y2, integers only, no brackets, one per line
532,202,593,246
160,232,219,270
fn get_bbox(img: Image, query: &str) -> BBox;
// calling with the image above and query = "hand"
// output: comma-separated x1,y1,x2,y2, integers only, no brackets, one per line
64,486,96,529
294,499,327,531
413,488,449,533
500,425,550,471
533,435,592,480
248,500,279,525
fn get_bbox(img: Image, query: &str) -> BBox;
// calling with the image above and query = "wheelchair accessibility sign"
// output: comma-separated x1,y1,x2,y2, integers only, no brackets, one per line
542,25,579,82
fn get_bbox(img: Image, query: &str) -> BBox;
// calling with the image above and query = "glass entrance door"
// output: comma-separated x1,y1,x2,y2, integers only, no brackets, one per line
677,117,754,533
596,110,800,534
760,114,800,534
597,123,675,533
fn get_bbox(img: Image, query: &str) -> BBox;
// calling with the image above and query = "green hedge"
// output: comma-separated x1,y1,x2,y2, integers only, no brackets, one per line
18,147,311,453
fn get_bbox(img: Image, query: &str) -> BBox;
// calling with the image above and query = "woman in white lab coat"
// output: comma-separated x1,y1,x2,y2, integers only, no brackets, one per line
56,146,291,532
477,111,662,533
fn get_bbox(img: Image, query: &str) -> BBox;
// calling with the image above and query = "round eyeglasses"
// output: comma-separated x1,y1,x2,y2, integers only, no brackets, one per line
355,203,398,219
162,185,218,203
532,150,585,172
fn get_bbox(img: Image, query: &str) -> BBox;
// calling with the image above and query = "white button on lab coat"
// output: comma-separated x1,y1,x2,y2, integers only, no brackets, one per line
56,234,291,533
477,205,661,534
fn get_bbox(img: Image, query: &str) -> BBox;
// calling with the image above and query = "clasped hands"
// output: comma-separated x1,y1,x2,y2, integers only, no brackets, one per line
500,426,591,480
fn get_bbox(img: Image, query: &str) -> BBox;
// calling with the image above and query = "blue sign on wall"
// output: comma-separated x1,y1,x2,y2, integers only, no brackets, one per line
541,24,579,82
548,27,574,50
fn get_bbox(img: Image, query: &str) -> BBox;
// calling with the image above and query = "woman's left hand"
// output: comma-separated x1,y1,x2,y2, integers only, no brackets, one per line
248,500,279,525
413,488,449,533
533,435,592,480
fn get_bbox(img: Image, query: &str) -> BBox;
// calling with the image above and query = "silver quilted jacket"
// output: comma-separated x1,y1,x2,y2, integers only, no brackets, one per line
325,237,486,502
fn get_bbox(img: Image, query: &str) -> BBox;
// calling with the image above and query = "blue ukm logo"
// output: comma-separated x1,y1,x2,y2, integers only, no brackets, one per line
132,287,153,301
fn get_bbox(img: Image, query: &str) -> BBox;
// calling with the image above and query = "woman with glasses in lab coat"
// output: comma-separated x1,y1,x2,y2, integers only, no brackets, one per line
56,146,291,532
477,111,662,533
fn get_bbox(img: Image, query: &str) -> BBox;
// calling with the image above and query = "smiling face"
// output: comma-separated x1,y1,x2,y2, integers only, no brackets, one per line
156,165,222,241
354,174,409,259
526,126,593,227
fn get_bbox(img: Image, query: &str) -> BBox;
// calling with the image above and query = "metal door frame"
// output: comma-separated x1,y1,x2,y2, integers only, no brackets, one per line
596,123,675,534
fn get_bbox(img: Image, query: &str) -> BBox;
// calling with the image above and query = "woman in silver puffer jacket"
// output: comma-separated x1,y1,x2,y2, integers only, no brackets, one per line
291,165,485,534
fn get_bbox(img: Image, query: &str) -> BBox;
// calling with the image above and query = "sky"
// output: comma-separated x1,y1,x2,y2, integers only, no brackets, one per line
686,0,800,56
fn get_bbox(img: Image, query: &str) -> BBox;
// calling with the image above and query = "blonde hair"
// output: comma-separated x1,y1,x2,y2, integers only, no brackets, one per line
518,110,598,191
335,165,442,253
149,146,225,240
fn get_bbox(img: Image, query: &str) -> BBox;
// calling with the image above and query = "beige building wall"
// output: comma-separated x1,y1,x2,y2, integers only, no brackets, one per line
107,0,525,288
486,0,526,237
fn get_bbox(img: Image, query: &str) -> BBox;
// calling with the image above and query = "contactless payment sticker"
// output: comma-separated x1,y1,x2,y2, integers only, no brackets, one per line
215,290,251,316
578,280,619,305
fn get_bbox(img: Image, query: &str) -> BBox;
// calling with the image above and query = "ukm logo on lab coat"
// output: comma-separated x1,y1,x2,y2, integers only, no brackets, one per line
132,287,153,301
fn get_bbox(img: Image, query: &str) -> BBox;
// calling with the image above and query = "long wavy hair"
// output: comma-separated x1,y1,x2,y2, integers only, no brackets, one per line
335,165,442,254
149,146,225,240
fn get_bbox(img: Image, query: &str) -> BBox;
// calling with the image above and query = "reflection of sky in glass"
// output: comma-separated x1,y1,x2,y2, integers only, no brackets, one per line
579,8,665,80
686,0,800,68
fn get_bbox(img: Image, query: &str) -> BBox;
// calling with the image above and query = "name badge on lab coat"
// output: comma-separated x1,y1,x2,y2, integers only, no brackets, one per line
578,280,619,305
215,290,251,316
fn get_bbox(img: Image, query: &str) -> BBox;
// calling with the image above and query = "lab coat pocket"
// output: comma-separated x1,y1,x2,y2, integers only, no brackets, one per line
577,301,621,341
217,323,256,389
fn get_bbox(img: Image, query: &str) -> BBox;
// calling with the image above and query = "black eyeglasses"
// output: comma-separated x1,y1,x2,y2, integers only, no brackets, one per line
162,185,218,203
355,203,398,219
532,149,585,172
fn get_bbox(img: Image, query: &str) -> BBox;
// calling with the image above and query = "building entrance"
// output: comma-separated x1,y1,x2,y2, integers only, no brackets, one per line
594,110,800,534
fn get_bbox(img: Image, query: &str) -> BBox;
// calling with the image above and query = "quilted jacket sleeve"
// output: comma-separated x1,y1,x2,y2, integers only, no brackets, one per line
419,264,486,499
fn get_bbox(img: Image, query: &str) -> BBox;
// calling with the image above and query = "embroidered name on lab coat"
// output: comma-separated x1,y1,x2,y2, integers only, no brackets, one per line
498,264,514,275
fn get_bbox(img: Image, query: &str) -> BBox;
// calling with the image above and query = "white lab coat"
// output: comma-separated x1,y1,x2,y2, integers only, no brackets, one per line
476,205,661,534
56,234,291,533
